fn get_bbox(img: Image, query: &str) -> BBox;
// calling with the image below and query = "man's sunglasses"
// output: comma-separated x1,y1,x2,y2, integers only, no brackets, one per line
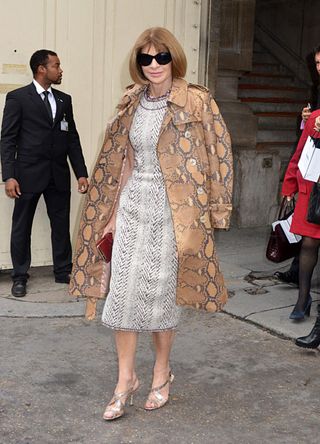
137,52,172,66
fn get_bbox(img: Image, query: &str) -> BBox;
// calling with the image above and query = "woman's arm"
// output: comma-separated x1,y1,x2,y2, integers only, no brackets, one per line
102,143,134,236
282,112,320,196
202,92,233,229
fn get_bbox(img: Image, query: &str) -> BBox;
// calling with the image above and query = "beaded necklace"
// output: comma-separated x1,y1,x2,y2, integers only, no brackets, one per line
139,87,170,111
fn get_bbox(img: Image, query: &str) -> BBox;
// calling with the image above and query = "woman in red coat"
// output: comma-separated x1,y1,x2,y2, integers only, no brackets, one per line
282,109,320,320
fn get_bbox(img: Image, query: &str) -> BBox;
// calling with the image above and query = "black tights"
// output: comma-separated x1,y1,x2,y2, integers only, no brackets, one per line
296,236,320,311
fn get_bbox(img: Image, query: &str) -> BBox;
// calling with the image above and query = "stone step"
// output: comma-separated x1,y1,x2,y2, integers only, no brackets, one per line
241,97,305,104
241,99,304,113
239,84,308,92
252,63,292,75
246,72,294,79
240,41,306,178
256,112,300,129
257,129,298,143
239,72,298,86
238,84,310,99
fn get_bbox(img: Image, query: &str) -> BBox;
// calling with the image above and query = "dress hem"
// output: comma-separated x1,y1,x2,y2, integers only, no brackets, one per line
101,320,178,333
291,224,320,239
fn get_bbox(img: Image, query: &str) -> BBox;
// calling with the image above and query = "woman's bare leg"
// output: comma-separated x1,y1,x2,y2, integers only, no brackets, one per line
104,330,139,419
144,330,175,408
114,330,139,391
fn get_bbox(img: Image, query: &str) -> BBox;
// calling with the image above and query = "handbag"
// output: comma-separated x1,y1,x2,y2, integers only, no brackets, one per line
307,182,320,225
96,232,113,263
266,197,301,263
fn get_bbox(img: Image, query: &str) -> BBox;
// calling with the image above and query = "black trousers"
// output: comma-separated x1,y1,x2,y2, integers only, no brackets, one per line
11,180,72,282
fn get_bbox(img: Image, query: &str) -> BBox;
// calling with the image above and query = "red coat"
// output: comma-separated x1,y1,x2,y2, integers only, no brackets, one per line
282,110,320,238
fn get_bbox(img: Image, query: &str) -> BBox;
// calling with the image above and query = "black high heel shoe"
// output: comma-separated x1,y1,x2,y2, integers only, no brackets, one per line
289,296,312,321
295,304,320,349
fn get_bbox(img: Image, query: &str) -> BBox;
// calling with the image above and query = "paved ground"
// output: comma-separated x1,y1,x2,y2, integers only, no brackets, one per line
1,313,320,444
1,227,320,444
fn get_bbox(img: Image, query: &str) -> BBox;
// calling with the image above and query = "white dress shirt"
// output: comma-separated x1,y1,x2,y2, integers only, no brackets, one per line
33,79,57,119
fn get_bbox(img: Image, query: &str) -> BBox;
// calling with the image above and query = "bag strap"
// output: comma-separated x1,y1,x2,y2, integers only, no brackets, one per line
278,196,295,219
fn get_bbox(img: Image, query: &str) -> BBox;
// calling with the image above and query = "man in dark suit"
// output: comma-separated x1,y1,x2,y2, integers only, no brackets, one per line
0,49,89,297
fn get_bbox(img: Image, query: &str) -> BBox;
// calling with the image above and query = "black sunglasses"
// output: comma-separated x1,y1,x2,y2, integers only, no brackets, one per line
137,52,172,66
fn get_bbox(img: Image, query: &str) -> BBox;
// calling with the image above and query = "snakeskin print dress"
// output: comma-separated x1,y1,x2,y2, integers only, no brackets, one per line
101,91,181,331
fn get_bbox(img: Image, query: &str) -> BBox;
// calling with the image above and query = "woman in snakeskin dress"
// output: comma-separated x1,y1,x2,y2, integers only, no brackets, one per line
102,29,182,420
70,27,233,420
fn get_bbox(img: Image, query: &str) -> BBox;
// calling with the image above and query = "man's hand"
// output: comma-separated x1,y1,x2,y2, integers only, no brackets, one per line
78,177,89,194
302,106,312,122
5,178,21,199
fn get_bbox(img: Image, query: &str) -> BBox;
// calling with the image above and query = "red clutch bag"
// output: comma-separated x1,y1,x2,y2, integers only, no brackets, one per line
96,232,113,263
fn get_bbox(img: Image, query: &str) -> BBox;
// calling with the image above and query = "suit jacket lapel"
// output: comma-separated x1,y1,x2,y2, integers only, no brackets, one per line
28,83,53,124
52,89,64,126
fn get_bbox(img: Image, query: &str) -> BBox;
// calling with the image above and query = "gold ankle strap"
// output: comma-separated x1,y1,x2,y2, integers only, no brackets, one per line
150,372,174,393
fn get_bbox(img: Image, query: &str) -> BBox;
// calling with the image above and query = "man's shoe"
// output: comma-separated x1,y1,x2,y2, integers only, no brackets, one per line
274,270,299,285
11,281,27,297
55,275,70,284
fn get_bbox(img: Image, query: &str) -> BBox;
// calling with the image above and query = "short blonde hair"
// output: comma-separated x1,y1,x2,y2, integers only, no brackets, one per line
129,27,187,84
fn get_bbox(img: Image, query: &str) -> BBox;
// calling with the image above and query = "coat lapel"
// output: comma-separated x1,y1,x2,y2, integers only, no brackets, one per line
113,85,143,136
115,79,191,138
52,89,64,125
158,78,188,137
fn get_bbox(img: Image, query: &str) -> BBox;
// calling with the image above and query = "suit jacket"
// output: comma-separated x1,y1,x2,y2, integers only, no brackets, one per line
0,83,88,192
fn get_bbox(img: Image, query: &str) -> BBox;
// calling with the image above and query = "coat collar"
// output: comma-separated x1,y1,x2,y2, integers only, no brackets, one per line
168,77,188,107
118,77,189,112
116,78,200,127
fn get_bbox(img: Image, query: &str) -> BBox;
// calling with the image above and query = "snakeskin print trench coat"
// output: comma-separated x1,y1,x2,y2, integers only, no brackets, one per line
69,77,233,312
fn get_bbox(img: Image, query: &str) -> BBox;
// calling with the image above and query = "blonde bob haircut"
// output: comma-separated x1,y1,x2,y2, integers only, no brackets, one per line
129,27,187,84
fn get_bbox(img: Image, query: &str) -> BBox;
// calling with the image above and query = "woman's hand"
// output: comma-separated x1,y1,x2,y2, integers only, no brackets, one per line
283,195,293,201
102,211,117,237
314,116,320,132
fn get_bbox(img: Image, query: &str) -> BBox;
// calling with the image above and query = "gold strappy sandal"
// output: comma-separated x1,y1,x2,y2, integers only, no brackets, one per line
103,380,139,421
144,372,174,411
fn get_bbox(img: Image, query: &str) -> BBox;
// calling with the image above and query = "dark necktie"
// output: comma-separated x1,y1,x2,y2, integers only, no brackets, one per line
43,90,53,120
